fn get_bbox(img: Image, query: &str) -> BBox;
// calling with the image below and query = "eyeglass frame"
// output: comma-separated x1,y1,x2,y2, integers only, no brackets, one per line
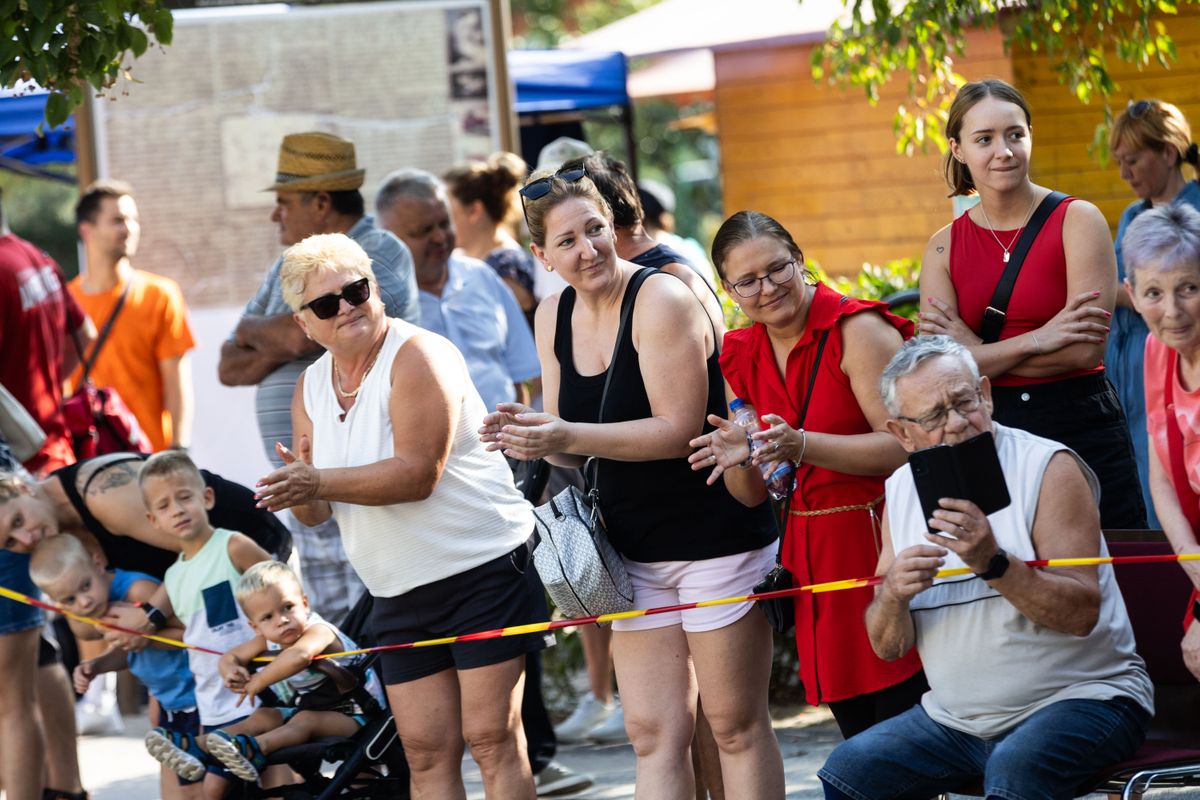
895,388,985,432
726,259,800,298
299,277,372,320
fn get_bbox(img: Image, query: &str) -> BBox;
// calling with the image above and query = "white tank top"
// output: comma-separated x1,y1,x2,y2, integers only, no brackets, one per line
886,423,1153,737
303,319,533,597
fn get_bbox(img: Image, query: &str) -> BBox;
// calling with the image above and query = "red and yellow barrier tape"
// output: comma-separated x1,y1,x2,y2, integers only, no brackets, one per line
4,553,1197,660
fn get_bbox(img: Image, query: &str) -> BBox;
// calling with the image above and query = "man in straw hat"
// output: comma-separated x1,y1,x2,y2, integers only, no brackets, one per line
218,131,418,624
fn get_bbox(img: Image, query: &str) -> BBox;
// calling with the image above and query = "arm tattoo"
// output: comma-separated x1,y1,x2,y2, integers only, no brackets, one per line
84,463,139,497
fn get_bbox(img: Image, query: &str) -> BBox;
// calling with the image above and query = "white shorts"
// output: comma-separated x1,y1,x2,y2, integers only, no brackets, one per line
612,542,777,633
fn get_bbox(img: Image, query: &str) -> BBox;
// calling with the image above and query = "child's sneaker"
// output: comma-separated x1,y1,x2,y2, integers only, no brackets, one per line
206,730,267,782
144,727,207,782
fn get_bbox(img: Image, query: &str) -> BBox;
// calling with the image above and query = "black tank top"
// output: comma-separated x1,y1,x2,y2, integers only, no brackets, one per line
52,456,290,579
554,269,776,562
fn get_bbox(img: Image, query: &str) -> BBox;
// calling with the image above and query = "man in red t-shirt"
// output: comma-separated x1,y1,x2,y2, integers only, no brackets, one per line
0,194,94,475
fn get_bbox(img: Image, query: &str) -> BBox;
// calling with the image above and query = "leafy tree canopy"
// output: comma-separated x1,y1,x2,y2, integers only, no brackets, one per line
812,0,1193,159
2,0,172,128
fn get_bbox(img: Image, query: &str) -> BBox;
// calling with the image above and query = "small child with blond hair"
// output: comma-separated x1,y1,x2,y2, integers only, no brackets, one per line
151,559,383,783
29,533,200,800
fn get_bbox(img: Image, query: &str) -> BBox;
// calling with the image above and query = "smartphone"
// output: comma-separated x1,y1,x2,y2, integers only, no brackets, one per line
908,431,1011,534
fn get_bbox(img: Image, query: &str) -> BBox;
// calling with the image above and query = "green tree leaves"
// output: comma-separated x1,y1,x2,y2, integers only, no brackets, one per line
813,0,1195,159
5,0,173,128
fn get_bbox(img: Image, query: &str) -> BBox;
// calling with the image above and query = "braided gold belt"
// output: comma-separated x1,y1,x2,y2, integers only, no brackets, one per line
790,494,884,517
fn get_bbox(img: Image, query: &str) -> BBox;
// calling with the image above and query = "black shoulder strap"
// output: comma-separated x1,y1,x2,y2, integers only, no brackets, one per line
585,268,654,486
979,191,1068,344
73,277,135,383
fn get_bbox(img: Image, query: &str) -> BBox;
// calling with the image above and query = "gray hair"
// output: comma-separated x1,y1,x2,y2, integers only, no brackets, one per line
880,335,981,415
375,169,442,215
1123,203,1200,286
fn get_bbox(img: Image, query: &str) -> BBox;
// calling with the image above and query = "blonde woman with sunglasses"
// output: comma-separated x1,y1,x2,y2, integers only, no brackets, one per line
259,233,543,799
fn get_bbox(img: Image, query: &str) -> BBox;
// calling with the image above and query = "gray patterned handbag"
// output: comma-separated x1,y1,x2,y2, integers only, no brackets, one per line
529,269,651,619
531,473,634,618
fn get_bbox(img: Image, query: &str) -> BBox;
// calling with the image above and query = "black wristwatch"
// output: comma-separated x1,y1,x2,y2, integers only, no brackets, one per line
977,548,1011,582
1192,597,1200,624
140,602,168,632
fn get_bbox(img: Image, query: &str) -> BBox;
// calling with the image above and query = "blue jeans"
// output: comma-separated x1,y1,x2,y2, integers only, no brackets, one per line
818,697,1149,800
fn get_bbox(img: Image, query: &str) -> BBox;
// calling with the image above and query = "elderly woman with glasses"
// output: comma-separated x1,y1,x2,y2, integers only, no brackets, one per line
481,171,783,797
1106,99,1200,527
255,233,544,798
1122,203,1200,681
687,210,926,740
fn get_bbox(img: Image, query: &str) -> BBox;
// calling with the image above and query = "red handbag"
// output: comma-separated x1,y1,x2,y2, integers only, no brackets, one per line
63,279,152,459
1162,349,1200,632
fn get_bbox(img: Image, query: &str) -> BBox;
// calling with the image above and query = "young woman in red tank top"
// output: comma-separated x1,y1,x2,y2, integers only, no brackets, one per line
688,211,926,739
919,79,1146,528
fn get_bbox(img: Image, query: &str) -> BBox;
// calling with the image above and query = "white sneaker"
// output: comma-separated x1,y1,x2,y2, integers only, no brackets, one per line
75,673,124,736
587,703,628,744
553,692,613,743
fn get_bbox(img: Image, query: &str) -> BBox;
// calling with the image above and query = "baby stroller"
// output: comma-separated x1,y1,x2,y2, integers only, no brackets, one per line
248,591,409,800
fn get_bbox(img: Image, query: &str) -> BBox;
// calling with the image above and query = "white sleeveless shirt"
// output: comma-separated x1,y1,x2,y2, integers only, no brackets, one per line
886,423,1153,737
303,319,533,597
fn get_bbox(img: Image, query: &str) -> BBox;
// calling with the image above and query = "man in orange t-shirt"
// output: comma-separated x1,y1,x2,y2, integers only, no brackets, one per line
69,180,195,451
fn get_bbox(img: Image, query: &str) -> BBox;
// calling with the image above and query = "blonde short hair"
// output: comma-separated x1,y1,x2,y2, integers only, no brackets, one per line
1110,99,1197,178
0,472,26,507
29,534,94,594
138,450,205,494
279,233,376,312
235,560,303,608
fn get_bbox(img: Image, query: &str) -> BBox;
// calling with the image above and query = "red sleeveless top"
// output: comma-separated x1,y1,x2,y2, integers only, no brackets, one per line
720,283,922,704
949,198,1102,387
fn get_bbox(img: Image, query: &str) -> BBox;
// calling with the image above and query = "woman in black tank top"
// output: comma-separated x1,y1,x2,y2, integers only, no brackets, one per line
479,170,784,797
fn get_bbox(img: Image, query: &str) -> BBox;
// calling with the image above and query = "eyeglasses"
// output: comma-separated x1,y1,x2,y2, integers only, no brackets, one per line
1128,99,1153,119
896,389,983,432
300,277,371,320
728,260,798,298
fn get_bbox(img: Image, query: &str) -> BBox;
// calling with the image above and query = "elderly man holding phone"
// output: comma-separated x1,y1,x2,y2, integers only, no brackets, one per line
818,335,1153,800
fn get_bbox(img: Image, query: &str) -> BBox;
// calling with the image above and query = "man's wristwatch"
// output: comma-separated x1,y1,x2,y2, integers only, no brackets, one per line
139,602,168,632
977,548,1010,582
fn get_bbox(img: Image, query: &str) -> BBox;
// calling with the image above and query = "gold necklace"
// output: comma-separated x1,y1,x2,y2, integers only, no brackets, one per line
332,337,384,400
978,193,1039,263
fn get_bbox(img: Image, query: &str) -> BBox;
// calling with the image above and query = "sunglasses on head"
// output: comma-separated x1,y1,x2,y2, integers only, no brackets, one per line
519,166,587,202
300,277,371,320
1128,99,1153,119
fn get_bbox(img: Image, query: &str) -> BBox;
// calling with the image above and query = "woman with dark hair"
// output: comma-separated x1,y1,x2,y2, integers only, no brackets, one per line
689,210,926,739
482,169,784,797
1107,99,1200,526
443,151,537,321
918,78,1145,528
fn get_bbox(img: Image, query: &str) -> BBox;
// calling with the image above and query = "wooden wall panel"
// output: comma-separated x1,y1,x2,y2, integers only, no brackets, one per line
714,28,1012,275
1012,3,1200,237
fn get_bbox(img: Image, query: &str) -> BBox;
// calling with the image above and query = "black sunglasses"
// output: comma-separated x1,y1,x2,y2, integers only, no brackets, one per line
1128,99,1153,119
519,166,587,202
300,277,371,320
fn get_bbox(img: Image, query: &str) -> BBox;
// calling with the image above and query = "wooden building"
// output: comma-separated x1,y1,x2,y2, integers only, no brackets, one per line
711,7,1200,275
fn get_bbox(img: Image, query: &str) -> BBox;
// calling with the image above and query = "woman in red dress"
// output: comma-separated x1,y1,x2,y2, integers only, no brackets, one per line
689,210,925,738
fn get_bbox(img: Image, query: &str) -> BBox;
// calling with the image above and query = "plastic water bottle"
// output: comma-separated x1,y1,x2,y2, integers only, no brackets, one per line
728,398,795,500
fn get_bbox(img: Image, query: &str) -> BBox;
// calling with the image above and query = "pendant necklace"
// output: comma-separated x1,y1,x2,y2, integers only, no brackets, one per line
333,336,384,400
979,192,1039,263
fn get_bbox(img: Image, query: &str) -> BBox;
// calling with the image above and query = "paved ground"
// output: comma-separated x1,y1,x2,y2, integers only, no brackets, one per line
78,705,840,799
76,709,1200,799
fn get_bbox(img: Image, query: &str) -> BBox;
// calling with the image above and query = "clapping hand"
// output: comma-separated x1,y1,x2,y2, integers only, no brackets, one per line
256,436,321,512
479,402,572,460
688,414,753,485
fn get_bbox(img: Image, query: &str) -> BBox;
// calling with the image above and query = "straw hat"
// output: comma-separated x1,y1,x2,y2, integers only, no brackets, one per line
263,132,366,192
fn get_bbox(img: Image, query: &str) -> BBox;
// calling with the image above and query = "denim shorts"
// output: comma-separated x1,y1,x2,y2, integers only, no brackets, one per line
0,550,42,635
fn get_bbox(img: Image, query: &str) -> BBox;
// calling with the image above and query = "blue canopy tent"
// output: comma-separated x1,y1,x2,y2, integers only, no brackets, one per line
0,90,75,183
507,49,636,176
